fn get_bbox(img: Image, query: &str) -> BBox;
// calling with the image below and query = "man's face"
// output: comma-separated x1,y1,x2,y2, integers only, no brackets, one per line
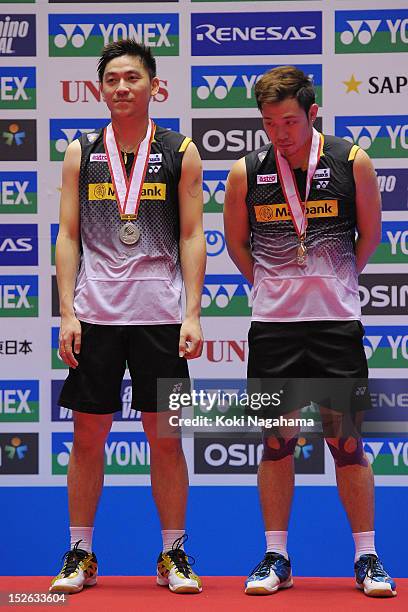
261,97,318,159
101,54,159,118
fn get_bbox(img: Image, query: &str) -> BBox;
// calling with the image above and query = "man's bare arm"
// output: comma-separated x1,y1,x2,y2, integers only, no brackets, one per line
55,139,81,368
178,142,206,359
223,157,254,284
353,148,382,274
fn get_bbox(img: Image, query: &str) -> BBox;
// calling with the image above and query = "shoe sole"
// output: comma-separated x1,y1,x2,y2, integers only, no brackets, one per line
157,576,202,594
49,578,97,595
245,577,294,595
356,582,396,597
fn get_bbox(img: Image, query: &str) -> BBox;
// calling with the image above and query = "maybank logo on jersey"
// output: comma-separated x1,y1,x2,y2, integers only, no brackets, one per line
52,432,150,475
0,67,36,109
370,221,408,264
51,379,140,422
363,326,408,368
336,10,408,54
88,183,166,201
192,12,322,56
202,274,251,316
192,64,322,108
336,116,408,158
0,172,37,214
203,170,228,212
49,14,179,57
0,275,38,317
0,380,38,422
254,200,338,223
49,118,109,161
364,439,408,475
376,169,408,211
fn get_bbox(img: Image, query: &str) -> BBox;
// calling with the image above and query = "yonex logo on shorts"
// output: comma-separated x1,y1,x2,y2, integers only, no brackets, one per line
254,200,339,222
257,174,277,184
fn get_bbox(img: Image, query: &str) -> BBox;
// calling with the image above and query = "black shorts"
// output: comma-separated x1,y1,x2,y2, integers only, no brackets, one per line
59,322,190,414
247,320,370,415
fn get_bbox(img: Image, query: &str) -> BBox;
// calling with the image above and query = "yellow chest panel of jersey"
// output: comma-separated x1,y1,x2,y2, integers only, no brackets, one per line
254,200,338,222
88,182,167,202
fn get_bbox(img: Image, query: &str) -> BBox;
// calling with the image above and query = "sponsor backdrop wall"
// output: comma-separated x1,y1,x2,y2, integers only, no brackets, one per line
1,0,407,576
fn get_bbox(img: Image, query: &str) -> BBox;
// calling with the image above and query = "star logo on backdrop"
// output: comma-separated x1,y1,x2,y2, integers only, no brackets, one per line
343,75,363,94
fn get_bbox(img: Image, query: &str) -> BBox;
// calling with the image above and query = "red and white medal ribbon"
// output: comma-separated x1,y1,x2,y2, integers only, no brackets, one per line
103,118,155,219
275,127,323,238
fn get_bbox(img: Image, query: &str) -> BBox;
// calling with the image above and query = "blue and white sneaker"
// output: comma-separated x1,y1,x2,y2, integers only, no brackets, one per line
355,554,397,597
245,552,293,595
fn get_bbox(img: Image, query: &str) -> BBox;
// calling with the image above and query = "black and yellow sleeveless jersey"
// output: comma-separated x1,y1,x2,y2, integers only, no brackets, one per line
245,134,361,322
74,124,192,325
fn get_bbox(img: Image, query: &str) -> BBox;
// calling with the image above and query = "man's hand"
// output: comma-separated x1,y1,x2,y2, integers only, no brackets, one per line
179,317,203,359
59,315,81,368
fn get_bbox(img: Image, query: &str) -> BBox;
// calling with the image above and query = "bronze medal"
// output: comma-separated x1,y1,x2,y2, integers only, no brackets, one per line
296,241,307,266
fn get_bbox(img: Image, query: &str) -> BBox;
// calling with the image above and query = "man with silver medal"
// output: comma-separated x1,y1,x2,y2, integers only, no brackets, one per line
51,40,206,596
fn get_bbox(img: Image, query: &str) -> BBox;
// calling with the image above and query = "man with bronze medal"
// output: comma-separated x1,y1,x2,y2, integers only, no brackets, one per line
51,40,205,595
224,67,396,597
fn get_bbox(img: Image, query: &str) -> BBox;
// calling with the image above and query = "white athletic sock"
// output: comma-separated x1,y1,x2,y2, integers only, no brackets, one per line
353,530,377,562
70,526,94,553
265,531,289,560
162,529,185,552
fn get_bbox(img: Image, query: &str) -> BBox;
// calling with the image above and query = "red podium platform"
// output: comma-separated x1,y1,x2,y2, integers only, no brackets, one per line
0,576,406,612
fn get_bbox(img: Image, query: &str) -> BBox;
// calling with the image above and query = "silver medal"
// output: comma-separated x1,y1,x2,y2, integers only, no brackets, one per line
119,222,140,245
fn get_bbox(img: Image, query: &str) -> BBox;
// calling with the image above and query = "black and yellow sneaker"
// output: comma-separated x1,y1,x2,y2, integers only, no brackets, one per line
157,535,202,594
49,540,98,594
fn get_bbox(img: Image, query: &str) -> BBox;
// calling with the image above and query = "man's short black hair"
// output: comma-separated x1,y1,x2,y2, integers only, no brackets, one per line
255,66,315,116
97,39,156,82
